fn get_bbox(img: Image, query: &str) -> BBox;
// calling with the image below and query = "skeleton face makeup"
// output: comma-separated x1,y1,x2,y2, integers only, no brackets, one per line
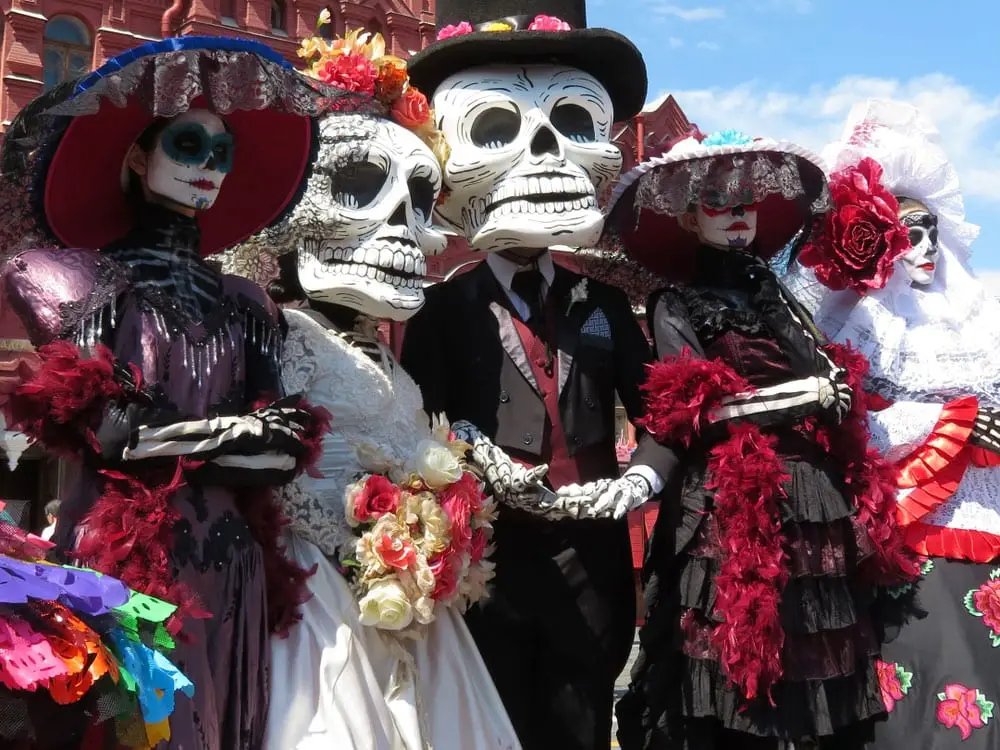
694,203,759,249
144,110,232,212
432,64,622,252
279,115,446,321
898,210,939,287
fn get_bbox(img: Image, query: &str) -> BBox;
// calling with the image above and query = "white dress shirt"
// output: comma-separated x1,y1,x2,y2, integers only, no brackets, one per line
484,251,664,497
486,251,556,322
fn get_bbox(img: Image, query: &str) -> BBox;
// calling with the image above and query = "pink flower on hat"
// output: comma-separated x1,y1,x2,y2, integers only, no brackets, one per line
436,22,474,40
528,14,571,31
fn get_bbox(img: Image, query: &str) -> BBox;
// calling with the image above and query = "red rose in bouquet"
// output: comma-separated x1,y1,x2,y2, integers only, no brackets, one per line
353,474,401,523
799,157,910,294
392,87,431,131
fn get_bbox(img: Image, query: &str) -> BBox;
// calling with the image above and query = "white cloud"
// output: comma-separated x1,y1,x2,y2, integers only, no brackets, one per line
668,36,685,48
647,74,1000,202
653,5,725,21
696,40,720,51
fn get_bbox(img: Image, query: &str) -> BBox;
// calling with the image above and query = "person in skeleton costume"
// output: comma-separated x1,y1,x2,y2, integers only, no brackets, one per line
787,99,1000,749
218,25,523,750
401,2,677,748
0,38,373,748
599,129,917,749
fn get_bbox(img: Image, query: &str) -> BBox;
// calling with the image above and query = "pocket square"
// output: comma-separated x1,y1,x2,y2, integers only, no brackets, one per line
581,309,611,339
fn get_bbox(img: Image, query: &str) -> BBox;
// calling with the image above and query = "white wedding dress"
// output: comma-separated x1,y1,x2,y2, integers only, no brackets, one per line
264,308,520,750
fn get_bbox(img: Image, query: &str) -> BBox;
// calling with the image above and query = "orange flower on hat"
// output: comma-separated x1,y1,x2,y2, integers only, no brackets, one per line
392,87,431,130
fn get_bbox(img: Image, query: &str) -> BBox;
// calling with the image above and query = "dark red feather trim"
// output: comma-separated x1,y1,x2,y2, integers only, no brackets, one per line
74,462,210,637
5,341,129,457
706,422,790,701
639,347,751,446
818,342,919,584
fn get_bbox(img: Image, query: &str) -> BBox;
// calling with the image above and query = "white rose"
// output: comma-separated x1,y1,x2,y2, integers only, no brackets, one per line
411,439,463,489
344,481,365,528
413,595,436,625
357,579,414,631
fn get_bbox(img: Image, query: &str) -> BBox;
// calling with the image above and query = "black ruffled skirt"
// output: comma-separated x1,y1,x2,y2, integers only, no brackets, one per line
617,450,885,749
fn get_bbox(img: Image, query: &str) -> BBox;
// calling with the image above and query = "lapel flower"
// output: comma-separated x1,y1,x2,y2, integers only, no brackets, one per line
567,278,589,315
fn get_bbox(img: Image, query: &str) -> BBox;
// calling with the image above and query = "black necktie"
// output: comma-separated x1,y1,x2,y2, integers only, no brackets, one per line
510,265,545,324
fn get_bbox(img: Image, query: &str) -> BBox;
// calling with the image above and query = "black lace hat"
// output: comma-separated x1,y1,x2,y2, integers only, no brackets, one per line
407,0,647,121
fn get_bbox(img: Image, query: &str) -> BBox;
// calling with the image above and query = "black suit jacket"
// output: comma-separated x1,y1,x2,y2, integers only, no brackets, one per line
401,260,676,483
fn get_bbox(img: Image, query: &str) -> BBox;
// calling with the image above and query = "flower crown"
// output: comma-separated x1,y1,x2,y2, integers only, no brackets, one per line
298,14,449,167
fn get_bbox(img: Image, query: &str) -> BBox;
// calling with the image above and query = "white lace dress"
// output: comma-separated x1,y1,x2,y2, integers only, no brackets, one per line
264,308,520,750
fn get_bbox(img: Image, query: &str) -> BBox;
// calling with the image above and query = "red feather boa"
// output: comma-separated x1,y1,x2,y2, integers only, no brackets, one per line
639,344,916,700
8,342,329,637
4,340,132,457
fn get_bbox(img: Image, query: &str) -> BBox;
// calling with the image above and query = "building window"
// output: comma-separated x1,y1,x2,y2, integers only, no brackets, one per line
270,0,287,31
365,18,384,38
221,0,237,22
42,16,91,91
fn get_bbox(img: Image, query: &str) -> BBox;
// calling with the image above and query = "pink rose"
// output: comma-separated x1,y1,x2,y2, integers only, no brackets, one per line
428,552,460,600
439,476,475,553
353,475,401,523
317,53,377,96
528,15,571,32
374,534,417,570
436,22,474,40
971,579,1000,634
798,157,910,294
937,683,989,740
875,659,906,712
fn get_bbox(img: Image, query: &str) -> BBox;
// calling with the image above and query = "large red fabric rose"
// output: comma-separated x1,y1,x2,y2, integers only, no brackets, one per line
429,551,460,600
439,473,478,553
374,534,417,570
799,157,910,294
353,475,401,523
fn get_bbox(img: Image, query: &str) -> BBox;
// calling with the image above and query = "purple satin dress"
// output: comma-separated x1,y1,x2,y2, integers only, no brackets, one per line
2,206,285,749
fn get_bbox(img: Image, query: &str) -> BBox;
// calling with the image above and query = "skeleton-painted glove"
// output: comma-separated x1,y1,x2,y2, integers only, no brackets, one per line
451,420,549,501
540,473,654,520
504,473,653,521
117,395,313,463
709,370,852,428
971,405,1000,455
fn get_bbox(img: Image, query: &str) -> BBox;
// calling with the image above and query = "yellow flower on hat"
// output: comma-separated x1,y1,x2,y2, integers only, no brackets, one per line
481,21,512,31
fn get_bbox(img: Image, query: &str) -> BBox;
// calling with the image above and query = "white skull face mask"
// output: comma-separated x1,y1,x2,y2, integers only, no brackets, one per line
143,110,232,212
433,64,622,252
268,115,446,321
898,209,939,287
694,203,758,249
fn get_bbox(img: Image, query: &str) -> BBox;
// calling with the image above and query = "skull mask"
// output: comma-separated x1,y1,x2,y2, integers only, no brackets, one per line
897,199,939,287
253,114,447,321
134,109,234,212
433,64,623,252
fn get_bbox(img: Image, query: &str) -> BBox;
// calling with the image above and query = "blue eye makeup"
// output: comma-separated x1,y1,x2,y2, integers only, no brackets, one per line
160,122,235,173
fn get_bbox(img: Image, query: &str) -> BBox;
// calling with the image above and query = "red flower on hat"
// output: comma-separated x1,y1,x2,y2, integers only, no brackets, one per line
317,52,378,96
798,157,910,294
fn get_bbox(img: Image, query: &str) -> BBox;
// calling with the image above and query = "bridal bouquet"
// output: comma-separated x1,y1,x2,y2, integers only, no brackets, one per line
342,416,497,633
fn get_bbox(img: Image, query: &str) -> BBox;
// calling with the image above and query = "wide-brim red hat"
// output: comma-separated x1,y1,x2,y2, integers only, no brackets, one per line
13,36,378,256
601,132,830,281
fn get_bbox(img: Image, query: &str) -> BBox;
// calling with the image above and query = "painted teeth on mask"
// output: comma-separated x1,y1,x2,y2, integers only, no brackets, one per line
481,176,597,219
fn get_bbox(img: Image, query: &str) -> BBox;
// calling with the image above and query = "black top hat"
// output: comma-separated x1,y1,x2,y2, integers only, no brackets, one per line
407,0,647,121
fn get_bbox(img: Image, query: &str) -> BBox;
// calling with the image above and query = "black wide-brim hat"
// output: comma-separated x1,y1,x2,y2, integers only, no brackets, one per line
407,0,647,121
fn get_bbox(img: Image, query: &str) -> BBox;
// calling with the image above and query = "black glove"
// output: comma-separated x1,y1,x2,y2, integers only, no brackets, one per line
971,405,1000,455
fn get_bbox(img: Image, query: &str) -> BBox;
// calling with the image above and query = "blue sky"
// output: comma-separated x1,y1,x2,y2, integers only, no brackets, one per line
589,0,1000,286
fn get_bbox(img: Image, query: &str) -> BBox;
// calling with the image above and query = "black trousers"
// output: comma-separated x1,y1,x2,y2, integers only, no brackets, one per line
465,511,636,750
